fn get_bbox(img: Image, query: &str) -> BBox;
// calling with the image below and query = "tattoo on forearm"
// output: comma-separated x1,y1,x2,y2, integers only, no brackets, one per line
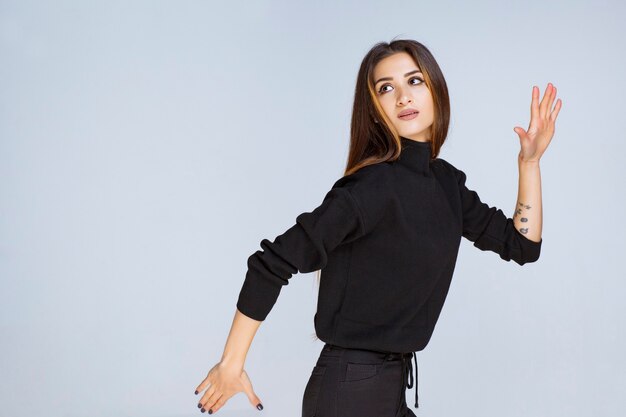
515,201,531,234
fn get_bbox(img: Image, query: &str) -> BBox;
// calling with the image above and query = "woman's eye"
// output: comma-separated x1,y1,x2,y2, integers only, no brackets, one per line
378,77,424,94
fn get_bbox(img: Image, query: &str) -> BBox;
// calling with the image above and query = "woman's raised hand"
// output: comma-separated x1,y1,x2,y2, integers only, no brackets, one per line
513,83,562,163
194,360,263,414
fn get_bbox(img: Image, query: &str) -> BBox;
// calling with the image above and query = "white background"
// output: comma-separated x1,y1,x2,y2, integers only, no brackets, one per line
1,1,624,416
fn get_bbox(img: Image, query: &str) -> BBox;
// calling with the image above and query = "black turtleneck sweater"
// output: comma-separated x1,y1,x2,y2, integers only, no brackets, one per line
236,135,542,351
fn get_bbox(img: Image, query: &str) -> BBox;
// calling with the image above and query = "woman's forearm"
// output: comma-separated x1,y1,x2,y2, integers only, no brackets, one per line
220,308,262,371
513,159,542,242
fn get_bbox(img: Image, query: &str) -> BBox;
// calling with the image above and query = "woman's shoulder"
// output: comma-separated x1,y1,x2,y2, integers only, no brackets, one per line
331,161,394,193
432,156,457,172
432,157,465,179
329,162,394,233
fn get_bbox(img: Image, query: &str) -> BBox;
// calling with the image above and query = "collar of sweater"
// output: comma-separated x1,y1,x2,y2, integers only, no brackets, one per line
397,136,433,176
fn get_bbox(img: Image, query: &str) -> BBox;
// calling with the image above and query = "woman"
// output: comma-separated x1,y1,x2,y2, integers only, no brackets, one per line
193,39,561,416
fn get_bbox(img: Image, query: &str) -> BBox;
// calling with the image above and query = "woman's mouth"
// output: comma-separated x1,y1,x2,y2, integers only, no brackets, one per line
398,111,419,120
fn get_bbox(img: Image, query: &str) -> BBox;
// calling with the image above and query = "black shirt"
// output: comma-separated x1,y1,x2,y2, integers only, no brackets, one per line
236,135,542,351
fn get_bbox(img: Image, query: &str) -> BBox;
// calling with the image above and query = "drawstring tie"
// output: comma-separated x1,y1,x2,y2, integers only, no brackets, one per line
401,351,419,408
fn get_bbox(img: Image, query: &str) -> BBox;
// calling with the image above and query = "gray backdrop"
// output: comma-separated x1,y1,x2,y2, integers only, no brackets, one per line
1,1,624,416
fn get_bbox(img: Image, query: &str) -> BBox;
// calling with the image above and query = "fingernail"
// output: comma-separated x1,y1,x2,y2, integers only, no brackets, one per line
197,403,202,408
195,390,199,395
208,410,213,415
257,403,264,410
201,408,205,413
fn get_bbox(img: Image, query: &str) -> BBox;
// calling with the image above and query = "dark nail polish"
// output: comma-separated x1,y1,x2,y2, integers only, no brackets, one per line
195,390,199,395
197,403,202,408
208,410,213,415
257,403,264,410
201,407,205,413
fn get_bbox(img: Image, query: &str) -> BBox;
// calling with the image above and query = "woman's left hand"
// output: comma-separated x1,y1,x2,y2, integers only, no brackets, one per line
513,83,562,163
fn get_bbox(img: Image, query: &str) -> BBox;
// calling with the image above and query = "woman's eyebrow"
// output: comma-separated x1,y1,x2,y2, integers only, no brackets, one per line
375,69,422,86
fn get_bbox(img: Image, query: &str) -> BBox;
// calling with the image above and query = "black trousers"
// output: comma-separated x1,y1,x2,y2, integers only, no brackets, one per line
302,343,419,417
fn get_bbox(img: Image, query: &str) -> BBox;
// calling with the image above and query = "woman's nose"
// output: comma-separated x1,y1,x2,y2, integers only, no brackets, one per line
398,95,413,106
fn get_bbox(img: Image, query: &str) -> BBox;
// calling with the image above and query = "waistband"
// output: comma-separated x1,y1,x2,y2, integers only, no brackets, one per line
322,343,419,409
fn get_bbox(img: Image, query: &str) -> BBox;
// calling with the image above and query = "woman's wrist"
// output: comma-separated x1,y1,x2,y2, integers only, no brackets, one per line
518,154,541,167
219,354,245,372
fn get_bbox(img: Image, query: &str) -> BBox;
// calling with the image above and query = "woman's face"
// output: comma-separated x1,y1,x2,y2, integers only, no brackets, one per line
372,52,434,142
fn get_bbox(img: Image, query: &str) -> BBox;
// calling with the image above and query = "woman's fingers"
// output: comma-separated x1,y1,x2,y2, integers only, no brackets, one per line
530,85,540,123
240,369,264,410
197,382,217,411
550,98,562,122
203,390,225,414
513,126,529,141
543,84,557,121
528,83,561,132
194,364,262,414
546,84,556,119
195,365,217,396
539,83,552,119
